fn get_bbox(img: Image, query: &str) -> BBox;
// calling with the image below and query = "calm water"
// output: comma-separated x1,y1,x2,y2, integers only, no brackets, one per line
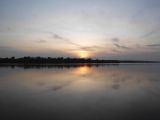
0,64,160,120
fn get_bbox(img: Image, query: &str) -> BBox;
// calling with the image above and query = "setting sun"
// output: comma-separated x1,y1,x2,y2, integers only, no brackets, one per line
78,51,90,58
1,0,160,120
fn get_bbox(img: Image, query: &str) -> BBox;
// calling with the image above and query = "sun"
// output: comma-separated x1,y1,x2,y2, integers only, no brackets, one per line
78,50,90,58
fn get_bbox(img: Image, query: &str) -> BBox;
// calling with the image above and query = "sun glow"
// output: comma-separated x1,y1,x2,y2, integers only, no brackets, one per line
78,51,90,58
73,66,92,76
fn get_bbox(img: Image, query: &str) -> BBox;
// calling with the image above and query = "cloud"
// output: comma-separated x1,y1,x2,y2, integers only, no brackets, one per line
146,44,160,47
112,38,120,43
80,46,104,52
65,45,104,52
51,33,104,52
111,49,121,53
0,45,72,58
51,33,82,47
139,29,160,39
114,43,131,50
36,40,47,43
52,34,64,40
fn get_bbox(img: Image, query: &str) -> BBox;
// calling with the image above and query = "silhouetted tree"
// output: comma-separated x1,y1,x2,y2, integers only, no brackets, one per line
0,56,158,64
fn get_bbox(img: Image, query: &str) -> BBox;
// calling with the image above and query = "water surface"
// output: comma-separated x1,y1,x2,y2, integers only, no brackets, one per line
0,64,160,120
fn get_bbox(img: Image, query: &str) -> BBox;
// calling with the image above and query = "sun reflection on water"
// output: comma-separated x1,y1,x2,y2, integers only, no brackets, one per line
2,65,153,93
73,66,91,76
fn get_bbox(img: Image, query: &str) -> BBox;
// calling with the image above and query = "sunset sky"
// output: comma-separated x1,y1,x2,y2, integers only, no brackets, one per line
0,0,160,60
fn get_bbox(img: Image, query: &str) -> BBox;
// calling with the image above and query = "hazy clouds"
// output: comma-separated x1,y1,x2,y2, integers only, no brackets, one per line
0,0,160,60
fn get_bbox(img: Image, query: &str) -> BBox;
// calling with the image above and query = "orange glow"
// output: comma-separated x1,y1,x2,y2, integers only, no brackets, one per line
73,66,91,76
78,51,90,58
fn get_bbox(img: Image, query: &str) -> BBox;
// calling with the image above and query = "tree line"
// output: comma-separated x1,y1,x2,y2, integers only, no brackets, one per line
0,56,158,64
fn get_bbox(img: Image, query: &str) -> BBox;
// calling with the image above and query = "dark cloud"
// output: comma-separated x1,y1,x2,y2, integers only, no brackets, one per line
112,38,120,42
51,33,82,47
112,84,120,90
40,32,127,53
51,33,104,52
114,43,131,50
52,34,64,40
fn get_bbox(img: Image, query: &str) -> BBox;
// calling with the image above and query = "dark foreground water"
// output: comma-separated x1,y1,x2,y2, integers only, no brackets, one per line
0,64,160,120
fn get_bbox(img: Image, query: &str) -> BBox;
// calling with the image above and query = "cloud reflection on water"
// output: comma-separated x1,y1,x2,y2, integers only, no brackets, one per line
0,64,158,93
0,64,160,120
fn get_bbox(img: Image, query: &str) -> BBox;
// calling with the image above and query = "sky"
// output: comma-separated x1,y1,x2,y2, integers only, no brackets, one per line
0,0,160,60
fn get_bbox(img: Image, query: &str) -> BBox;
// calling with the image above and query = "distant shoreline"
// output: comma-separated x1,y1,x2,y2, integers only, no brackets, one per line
0,57,159,65
0,62,160,69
